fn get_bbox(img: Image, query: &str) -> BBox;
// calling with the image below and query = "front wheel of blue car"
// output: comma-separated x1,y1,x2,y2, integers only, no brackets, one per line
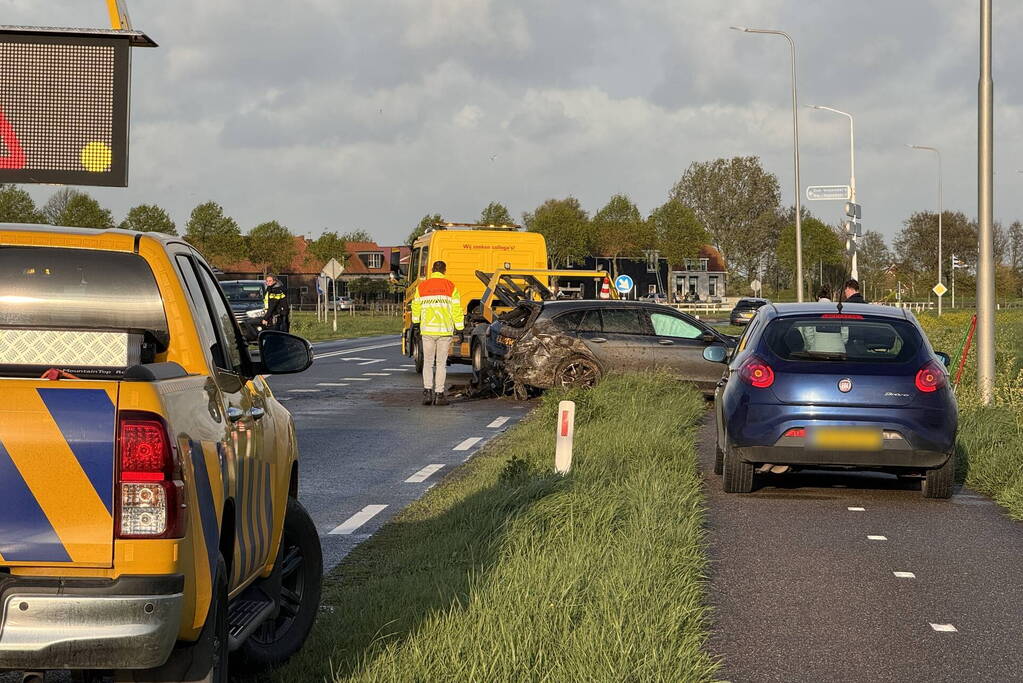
722,445,754,493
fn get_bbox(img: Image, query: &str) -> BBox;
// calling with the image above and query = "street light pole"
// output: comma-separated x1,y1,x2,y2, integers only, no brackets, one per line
732,26,804,301
977,0,995,404
907,144,943,316
809,105,856,279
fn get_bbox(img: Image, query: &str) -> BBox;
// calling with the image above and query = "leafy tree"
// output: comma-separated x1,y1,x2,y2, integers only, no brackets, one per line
184,201,245,267
308,231,347,265
894,211,977,280
649,200,710,275
0,184,45,223
592,194,651,278
478,202,514,227
1008,220,1023,274
119,204,176,234
406,213,443,246
671,156,781,280
45,189,114,229
777,215,843,295
341,229,373,243
523,197,590,268
247,221,296,275
856,230,894,298
347,276,391,301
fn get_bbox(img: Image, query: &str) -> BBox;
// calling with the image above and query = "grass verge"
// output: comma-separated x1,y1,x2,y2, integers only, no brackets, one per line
274,374,716,682
290,311,403,342
917,311,1023,519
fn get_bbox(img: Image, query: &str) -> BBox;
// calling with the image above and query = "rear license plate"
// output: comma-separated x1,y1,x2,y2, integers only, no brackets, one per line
810,427,882,451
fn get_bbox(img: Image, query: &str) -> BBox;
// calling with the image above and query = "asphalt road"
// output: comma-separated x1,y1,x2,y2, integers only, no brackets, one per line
700,416,1023,683
268,334,531,570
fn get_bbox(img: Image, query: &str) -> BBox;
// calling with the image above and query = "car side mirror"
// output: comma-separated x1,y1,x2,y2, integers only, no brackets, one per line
703,345,728,363
699,331,716,343
935,351,950,368
255,331,313,375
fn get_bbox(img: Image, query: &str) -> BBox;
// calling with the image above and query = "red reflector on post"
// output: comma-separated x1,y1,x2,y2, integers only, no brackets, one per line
560,411,570,437
821,314,864,319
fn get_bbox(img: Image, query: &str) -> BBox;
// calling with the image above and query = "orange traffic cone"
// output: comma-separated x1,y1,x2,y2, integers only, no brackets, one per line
599,279,611,299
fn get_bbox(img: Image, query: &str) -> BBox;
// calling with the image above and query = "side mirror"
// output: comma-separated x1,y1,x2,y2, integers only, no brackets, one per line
699,331,717,344
935,351,951,368
703,345,728,363
255,331,313,375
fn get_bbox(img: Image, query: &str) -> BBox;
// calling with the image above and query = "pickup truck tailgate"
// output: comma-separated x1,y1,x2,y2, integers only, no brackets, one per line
0,381,118,568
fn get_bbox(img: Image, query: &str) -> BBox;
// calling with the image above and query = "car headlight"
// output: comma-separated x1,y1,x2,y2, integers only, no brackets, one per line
246,308,267,319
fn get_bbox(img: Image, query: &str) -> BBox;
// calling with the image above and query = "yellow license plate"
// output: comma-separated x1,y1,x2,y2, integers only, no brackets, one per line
810,427,882,451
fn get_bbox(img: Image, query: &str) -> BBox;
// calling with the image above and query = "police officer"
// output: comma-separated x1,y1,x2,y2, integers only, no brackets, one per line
411,261,463,406
262,274,290,332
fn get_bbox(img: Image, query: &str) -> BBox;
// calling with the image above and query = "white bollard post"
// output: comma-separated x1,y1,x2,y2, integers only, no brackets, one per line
555,400,575,474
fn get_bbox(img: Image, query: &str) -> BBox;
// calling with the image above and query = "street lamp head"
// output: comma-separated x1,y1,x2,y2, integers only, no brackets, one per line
729,26,750,32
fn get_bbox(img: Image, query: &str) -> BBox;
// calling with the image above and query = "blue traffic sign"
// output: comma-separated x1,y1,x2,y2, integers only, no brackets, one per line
614,274,634,293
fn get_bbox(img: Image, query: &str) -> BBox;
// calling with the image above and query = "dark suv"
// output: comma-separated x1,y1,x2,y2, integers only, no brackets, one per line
729,297,770,326
474,300,735,395
221,279,266,341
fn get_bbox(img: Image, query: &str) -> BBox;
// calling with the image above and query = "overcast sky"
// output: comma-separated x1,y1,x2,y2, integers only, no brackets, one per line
5,0,1023,246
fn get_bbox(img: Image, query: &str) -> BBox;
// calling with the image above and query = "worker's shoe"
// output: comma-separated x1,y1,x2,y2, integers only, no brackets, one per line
433,392,449,406
422,389,434,405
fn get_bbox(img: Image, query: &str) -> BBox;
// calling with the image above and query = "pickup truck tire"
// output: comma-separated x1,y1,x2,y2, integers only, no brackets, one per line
123,555,229,683
232,498,322,674
413,334,424,374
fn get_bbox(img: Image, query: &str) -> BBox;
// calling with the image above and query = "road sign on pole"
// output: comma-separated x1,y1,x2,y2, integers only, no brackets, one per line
614,274,634,295
932,283,947,297
806,185,851,201
320,259,345,331
750,279,762,296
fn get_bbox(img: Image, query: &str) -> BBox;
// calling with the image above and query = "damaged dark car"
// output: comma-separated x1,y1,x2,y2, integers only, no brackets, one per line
471,299,737,398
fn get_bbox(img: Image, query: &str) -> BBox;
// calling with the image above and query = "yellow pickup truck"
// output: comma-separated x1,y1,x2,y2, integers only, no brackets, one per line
0,224,321,682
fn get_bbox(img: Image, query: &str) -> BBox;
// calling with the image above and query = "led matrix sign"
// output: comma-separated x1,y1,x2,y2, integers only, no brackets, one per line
0,29,132,187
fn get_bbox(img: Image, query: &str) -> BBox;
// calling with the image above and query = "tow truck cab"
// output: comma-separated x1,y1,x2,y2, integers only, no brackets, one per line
0,225,321,680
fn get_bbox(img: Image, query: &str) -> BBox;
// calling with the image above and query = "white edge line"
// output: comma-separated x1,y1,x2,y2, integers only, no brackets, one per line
867,535,888,541
848,506,866,511
405,464,445,483
317,383,349,387
487,416,510,429
328,504,388,535
314,341,400,360
453,436,483,451
893,571,916,578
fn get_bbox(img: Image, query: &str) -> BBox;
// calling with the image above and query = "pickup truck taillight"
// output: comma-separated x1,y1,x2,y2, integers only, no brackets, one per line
117,412,185,539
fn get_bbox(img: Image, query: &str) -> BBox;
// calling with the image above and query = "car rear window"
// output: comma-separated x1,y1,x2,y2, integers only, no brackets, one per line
221,282,264,303
763,315,921,363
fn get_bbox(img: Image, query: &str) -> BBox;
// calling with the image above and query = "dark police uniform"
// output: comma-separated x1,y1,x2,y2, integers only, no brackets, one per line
263,280,290,332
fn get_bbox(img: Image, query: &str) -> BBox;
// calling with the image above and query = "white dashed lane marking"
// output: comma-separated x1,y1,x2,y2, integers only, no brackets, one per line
893,572,916,579
453,437,483,451
341,378,371,381
867,535,888,541
848,506,866,512
401,364,415,368
930,623,958,633
314,341,400,360
329,505,388,535
358,359,386,366
317,383,349,387
364,372,391,376
289,389,321,393
487,416,510,428
405,464,444,483
384,368,411,371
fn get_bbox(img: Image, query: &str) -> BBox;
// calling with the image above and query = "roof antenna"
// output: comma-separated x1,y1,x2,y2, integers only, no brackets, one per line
836,280,845,314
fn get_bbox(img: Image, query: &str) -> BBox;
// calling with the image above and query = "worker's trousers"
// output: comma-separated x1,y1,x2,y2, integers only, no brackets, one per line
422,335,452,393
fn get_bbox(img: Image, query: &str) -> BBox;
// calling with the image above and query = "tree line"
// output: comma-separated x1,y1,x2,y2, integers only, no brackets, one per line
0,184,364,275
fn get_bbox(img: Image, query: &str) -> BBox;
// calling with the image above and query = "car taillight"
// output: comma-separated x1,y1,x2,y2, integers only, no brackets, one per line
915,360,947,393
117,412,184,538
783,427,806,438
739,355,775,388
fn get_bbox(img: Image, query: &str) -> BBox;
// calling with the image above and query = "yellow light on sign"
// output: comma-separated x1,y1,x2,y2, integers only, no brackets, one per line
81,141,112,172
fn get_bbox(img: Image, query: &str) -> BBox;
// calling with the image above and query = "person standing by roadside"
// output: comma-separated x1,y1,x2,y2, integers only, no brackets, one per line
411,261,463,406
262,274,290,332
842,278,866,303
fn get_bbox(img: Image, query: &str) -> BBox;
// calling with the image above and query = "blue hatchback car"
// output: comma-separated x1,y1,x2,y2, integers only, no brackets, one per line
706,302,957,498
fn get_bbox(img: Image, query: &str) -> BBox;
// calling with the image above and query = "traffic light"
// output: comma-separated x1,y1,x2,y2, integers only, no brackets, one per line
843,202,862,237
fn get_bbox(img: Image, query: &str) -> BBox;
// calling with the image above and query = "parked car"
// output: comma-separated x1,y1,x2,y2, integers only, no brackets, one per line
641,292,668,303
329,295,356,311
707,302,957,497
0,225,322,680
221,278,267,341
472,300,735,396
729,297,770,326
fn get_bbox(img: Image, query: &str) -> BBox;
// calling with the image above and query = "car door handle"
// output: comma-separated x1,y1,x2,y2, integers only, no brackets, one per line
227,406,245,422
250,406,265,420
590,337,607,343
658,339,674,345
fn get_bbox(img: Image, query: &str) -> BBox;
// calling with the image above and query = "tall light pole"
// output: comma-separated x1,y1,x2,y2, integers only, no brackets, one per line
732,26,804,301
809,105,856,279
977,0,995,404
907,144,943,316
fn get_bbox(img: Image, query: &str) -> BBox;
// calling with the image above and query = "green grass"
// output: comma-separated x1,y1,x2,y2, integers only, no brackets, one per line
274,374,717,682
917,311,1023,519
289,311,403,342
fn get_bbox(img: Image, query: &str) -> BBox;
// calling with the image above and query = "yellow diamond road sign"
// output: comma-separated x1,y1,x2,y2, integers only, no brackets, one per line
933,283,948,297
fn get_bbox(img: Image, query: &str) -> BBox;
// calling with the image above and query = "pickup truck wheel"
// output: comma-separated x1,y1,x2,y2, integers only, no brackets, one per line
922,452,955,499
232,498,322,673
413,334,424,374
471,342,488,386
